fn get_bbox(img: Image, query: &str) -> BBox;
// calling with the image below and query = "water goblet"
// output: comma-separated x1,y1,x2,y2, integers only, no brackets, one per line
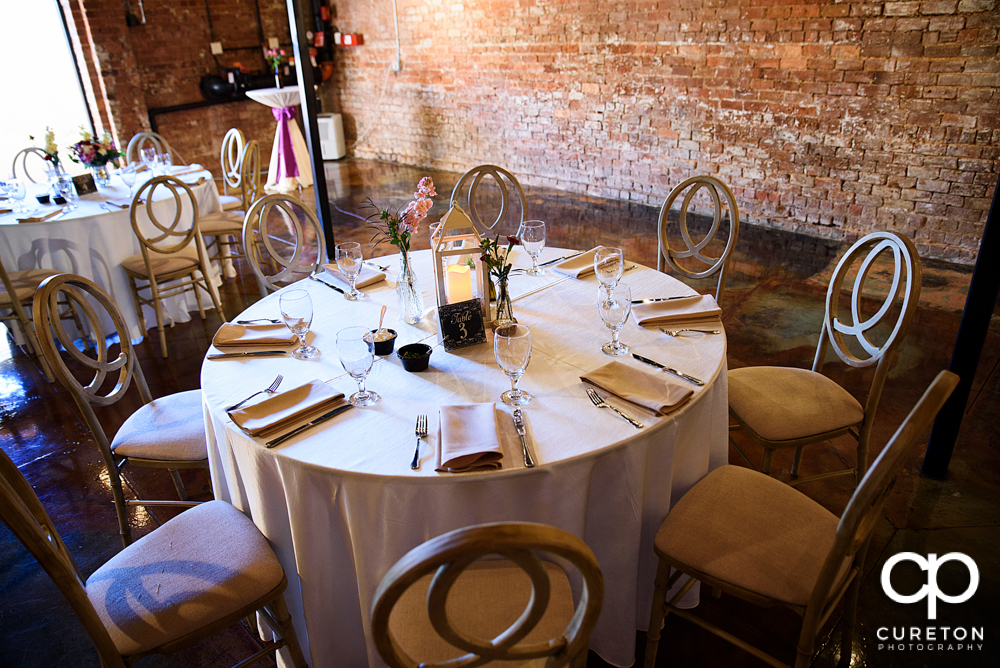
140,148,156,171
120,164,137,197
594,246,625,300
337,326,380,407
158,152,173,174
56,176,78,212
598,284,631,356
335,241,366,300
7,180,27,213
279,289,319,359
519,220,546,276
494,323,532,406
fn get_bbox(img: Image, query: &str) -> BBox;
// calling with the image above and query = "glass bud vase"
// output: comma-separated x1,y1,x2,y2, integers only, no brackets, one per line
396,252,424,325
493,276,515,327
274,70,282,89
91,165,111,188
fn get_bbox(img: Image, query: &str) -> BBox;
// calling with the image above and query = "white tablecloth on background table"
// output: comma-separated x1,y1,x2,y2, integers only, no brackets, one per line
201,248,729,668
0,169,224,342
245,87,314,193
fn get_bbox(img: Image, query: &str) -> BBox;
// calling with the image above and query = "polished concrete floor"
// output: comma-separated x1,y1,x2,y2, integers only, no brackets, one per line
0,159,997,667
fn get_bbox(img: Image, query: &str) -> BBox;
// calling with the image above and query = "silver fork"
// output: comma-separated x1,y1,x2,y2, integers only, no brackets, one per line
411,415,428,469
226,374,283,412
586,388,644,429
237,318,283,324
658,327,722,337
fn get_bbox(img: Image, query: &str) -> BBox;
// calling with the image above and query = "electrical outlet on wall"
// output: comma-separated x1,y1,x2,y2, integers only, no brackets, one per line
268,37,280,49
210,41,223,55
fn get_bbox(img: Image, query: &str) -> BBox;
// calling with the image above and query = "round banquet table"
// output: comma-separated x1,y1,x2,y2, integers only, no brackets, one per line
0,167,224,342
245,87,314,193
201,248,729,668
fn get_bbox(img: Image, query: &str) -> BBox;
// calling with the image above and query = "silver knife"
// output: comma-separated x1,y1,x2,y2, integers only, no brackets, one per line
207,350,290,359
631,353,705,386
539,250,586,267
631,295,699,304
512,409,535,468
266,403,354,448
309,274,346,294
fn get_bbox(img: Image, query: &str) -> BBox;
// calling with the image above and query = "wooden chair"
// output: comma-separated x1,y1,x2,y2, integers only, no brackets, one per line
240,139,264,213
243,193,327,296
372,522,604,668
120,175,222,356
217,127,245,211
644,370,958,668
728,231,922,487
450,164,527,235
657,175,740,303
11,146,52,183
125,131,185,165
0,442,307,668
33,273,211,547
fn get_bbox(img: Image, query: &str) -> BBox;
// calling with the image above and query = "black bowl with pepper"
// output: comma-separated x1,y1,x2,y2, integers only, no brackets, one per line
397,343,432,372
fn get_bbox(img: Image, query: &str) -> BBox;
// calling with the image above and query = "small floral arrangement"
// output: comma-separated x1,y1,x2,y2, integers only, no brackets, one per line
68,129,123,168
265,47,285,73
28,127,60,166
367,177,437,257
479,233,520,323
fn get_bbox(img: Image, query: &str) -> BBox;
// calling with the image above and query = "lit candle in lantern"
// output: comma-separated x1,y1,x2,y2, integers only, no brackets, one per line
445,263,474,303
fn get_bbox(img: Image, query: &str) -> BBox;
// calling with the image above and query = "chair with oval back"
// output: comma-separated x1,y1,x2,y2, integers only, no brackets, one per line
728,231,922,487
657,175,740,304
122,175,223,357
243,193,327,295
644,370,958,668
0,443,308,667
217,127,245,211
11,147,52,183
32,273,210,547
371,522,604,668
449,164,528,236
240,139,264,213
125,131,185,165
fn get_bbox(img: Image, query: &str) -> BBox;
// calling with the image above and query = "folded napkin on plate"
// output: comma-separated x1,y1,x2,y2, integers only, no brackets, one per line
581,361,694,416
550,247,600,279
167,163,203,176
630,294,722,327
437,404,504,472
213,322,297,348
229,379,348,439
322,263,386,289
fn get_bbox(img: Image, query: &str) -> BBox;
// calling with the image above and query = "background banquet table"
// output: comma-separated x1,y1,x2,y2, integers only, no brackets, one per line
245,87,314,193
0,168,224,342
201,248,729,668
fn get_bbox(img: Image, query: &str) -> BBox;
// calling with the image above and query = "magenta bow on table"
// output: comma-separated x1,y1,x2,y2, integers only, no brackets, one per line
272,106,299,179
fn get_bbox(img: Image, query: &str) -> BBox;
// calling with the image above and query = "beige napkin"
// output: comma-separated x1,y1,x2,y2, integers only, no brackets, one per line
436,404,505,472
322,263,386,289
17,210,62,224
167,163,203,176
550,247,600,278
230,380,347,439
630,294,722,327
581,361,694,416
212,322,297,348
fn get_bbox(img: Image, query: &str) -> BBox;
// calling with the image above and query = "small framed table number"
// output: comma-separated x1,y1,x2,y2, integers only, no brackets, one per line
72,173,98,196
438,299,487,351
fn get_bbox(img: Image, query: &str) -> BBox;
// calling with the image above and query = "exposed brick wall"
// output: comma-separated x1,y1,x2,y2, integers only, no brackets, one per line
329,0,1000,264
65,0,294,178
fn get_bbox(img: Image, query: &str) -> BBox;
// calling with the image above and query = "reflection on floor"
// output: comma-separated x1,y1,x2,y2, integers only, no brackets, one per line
0,159,996,667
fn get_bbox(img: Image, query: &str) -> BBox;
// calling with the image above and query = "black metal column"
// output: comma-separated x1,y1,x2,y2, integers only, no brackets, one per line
286,0,335,256
922,171,1000,478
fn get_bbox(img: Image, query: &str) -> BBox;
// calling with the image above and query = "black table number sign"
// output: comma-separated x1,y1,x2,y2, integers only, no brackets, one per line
72,173,98,196
438,299,487,351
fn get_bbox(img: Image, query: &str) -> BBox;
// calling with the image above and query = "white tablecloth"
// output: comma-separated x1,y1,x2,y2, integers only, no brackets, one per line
201,249,729,668
0,168,223,342
245,87,314,193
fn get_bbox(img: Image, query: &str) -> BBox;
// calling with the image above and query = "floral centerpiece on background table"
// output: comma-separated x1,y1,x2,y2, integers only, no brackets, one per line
265,47,286,87
28,127,61,174
68,129,123,187
479,233,520,325
367,177,436,324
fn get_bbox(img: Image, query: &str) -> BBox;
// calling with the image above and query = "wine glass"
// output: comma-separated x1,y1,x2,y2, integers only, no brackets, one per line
120,164,137,197
519,220,546,276
594,247,625,299
279,289,319,360
598,284,631,356
494,323,532,406
140,148,156,171
158,152,173,174
335,241,366,300
7,180,27,213
56,176,78,212
337,326,380,407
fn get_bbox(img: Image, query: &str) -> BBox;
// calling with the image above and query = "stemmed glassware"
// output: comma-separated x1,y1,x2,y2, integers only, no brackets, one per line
337,326,380,407
120,164,137,197
157,152,172,175
519,220,546,276
56,176,77,212
279,289,319,360
140,148,156,172
594,246,625,301
598,284,632,356
494,324,532,406
6,180,27,213
335,241,366,300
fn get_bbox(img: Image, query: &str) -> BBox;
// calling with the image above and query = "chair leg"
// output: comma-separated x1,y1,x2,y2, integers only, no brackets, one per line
244,613,260,640
761,448,775,475
168,468,189,501
791,446,804,477
269,594,308,668
855,423,872,488
643,559,673,668
836,575,862,668
146,277,168,358
108,459,133,547
127,275,148,335
192,271,207,320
